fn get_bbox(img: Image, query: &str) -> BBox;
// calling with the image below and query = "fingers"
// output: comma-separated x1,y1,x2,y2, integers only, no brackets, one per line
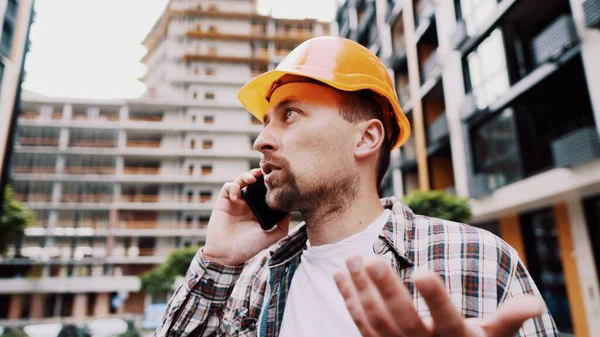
365,258,430,337
333,269,381,337
413,269,467,337
483,295,545,336
346,256,401,336
220,169,263,201
265,213,291,243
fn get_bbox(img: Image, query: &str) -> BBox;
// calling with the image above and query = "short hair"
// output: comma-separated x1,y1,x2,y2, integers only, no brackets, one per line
336,89,391,188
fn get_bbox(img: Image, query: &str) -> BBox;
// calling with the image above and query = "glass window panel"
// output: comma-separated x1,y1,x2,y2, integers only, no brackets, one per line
467,53,482,88
485,72,510,104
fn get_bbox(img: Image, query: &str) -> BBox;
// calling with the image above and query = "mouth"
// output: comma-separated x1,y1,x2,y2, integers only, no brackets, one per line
261,162,282,183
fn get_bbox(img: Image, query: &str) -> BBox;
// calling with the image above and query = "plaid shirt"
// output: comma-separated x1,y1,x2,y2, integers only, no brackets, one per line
155,196,559,337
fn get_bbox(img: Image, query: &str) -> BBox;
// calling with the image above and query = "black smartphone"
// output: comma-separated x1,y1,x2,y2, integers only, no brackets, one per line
241,175,288,231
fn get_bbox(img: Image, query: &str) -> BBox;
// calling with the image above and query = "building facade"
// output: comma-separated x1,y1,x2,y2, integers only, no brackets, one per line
0,0,35,194
0,0,330,325
336,0,600,336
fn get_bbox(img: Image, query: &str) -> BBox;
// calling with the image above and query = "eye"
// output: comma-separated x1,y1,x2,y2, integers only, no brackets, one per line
284,108,299,122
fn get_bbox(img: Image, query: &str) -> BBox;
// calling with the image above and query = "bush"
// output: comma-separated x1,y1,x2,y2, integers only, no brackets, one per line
403,190,472,223
140,245,200,295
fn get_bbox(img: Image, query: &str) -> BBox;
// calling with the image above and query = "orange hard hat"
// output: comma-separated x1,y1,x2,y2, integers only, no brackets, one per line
237,36,411,149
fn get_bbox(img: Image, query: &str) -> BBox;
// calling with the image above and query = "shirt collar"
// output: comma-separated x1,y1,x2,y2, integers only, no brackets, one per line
267,196,415,268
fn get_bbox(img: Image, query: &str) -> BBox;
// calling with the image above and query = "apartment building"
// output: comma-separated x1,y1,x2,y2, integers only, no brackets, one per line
0,0,34,193
336,0,600,336
0,0,330,325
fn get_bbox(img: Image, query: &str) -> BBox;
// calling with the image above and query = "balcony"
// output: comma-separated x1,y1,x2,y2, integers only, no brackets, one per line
428,113,449,145
584,0,600,28
13,194,52,203
552,127,600,167
17,137,59,147
531,14,579,67
182,51,269,66
64,166,115,175
70,140,116,148
123,167,160,175
415,0,435,29
451,19,468,49
129,115,163,122
120,194,159,203
470,173,492,198
20,111,40,120
126,140,161,148
60,194,113,203
0,276,140,294
138,248,155,257
12,166,55,174
420,50,441,84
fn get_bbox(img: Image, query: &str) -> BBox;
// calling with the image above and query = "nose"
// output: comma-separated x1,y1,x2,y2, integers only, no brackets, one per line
253,125,279,154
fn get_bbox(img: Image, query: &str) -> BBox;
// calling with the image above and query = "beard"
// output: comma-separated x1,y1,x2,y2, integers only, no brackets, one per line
264,157,359,215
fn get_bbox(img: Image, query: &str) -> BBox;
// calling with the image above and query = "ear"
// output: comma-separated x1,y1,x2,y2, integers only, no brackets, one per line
354,119,385,160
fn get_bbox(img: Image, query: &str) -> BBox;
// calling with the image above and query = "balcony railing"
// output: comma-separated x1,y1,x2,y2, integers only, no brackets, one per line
421,50,440,83
552,127,600,167
532,14,579,66
13,194,52,202
119,221,159,229
12,166,55,174
138,248,155,256
451,19,468,50
129,116,163,122
428,113,449,144
61,194,113,203
18,137,59,146
120,194,159,203
469,173,492,198
64,166,115,175
20,111,40,119
126,140,161,148
123,167,160,175
415,0,435,27
70,140,116,148
584,0,600,28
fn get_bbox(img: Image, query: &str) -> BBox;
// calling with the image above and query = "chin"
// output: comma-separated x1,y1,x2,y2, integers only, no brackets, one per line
266,185,297,212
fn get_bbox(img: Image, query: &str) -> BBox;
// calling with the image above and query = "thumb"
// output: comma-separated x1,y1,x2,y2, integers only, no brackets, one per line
483,295,546,336
264,213,291,243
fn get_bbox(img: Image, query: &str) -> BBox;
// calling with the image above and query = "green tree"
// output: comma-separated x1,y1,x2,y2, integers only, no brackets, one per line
1,186,35,256
403,190,472,223
140,245,200,295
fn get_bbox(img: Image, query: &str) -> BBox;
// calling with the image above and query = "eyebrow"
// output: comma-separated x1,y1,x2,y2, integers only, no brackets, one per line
263,98,301,126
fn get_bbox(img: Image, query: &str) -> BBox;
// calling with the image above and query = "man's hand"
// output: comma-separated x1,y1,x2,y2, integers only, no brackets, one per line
202,168,291,266
333,255,546,337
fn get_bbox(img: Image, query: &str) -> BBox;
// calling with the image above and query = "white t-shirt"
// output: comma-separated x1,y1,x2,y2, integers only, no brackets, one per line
278,209,391,337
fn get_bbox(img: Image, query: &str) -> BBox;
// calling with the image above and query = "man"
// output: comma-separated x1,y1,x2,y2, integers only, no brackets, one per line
155,36,558,337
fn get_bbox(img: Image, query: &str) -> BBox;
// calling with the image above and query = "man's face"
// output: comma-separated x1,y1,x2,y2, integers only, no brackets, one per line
253,82,359,212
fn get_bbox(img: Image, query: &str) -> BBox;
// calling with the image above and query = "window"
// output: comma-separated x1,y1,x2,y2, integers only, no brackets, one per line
201,165,212,175
520,208,573,333
0,61,4,85
193,91,198,99
204,115,214,124
6,0,18,19
188,164,194,175
205,92,215,100
471,108,521,190
187,191,193,202
465,29,509,109
191,115,196,123
202,140,213,149
457,0,499,35
1,21,14,57
185,216,192,227
190,139,195,149
205,68,215,75
199,191,212,202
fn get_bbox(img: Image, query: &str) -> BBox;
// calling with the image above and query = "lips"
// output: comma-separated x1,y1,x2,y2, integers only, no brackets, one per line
261,162,283,184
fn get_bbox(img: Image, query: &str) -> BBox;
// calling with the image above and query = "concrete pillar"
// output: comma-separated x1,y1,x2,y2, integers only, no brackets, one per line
566,198,600,334
94,293,110,317
72,294,88,319
554,202,590,337
119,106,129,121
8,295,23,319
55,155,65,173
569,0,600,134
118,130,126,149
116,156,124,174
58,128,69,151
30,294,44,319
63,103,73,120
51,181,61,204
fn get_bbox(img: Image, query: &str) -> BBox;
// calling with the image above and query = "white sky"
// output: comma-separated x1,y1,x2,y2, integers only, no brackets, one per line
22,0,338,99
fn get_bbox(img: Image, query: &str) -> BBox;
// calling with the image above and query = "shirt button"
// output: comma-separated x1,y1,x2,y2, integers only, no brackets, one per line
206,278,214,286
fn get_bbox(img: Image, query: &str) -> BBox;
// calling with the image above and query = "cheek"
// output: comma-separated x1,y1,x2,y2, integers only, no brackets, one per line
285,122,353,180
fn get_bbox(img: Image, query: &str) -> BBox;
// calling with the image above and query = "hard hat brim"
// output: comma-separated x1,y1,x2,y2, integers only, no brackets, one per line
238,69,411,150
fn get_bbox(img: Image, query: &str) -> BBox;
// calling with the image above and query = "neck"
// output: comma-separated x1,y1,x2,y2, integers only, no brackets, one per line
302,183,384,246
